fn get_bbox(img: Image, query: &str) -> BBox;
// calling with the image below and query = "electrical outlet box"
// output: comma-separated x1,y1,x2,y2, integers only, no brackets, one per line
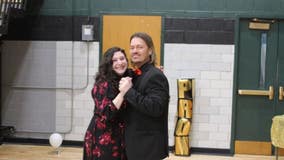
82,25,94,41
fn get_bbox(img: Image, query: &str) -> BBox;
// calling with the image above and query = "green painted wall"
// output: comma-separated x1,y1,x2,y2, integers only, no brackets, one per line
36,0,284,18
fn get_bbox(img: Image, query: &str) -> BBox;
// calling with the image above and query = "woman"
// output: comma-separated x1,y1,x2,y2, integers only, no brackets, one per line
83,47,132,160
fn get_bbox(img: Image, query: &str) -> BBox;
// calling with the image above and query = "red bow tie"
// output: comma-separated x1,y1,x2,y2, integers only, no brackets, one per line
134,68,142,76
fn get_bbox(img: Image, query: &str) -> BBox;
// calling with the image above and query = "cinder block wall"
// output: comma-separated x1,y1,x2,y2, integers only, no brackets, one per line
1,41,234,149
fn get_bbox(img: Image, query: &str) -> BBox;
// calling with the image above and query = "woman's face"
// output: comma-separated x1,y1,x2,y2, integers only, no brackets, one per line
130,37,151,68
112,51,128,76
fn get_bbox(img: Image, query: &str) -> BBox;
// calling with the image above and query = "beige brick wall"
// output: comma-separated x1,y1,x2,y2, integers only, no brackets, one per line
1,41,234,149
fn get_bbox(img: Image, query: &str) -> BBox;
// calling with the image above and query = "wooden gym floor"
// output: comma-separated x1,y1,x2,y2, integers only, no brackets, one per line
0,144,282,160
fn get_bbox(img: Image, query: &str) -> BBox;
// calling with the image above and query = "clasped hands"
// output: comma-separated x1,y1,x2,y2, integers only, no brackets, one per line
119,77,133,94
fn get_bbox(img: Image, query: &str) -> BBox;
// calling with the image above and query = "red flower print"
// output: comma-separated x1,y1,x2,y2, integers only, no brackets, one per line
98,82,107,95
85,131,92,141
84,131,93,156
93,146,102,157
100,115,107,121
99,132,112,145
95,118,106,129
112,146,119,157
112,146,119,150
112,151,119,157
100,98,109,109
92,86,97,95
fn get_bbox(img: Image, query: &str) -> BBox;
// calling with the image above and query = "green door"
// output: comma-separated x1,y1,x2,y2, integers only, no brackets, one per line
276,22,284,114
233,18,284,155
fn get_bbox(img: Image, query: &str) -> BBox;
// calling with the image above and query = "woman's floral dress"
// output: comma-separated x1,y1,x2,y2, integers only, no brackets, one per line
83,81,127,160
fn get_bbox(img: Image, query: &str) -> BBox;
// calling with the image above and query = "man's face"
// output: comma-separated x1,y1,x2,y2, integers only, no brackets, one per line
130,37,151,68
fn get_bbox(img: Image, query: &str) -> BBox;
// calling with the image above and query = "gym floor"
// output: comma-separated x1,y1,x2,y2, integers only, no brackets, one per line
0,144,282,160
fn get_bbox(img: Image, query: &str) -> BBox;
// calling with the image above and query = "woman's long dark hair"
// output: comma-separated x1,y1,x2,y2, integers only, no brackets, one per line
95,47,128,88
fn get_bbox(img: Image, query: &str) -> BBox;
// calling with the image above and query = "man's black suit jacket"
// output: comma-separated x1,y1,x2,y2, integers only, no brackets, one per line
124,63,170,160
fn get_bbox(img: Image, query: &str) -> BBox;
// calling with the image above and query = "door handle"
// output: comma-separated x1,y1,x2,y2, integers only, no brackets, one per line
238,86,274,100
279,86,284,100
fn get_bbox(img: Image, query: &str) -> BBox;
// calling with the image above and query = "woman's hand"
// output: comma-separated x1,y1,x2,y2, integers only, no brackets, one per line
119,77,133,94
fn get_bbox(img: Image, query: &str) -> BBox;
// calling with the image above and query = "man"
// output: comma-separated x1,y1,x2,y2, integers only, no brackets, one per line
120,32,170,160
